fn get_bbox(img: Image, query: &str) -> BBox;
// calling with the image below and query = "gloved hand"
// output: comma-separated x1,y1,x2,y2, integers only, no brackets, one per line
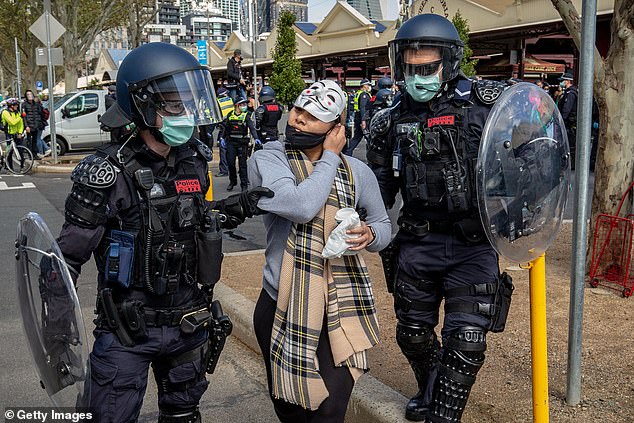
219,138,226,148
255,139,262,146
212,187,274,229
593,121,599,130
356,207,368,221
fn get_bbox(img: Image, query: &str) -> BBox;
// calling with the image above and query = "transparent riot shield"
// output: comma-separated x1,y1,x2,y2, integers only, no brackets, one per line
15,212,90,409
477,83,571,263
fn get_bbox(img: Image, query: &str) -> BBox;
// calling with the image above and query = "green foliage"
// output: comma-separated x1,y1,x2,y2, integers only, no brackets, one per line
269,11,305,106
452,10,478,77
87,78,102,89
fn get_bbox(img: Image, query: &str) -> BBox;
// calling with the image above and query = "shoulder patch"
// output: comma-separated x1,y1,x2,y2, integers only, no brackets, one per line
191,140,213,161
474,80,508,105
71,154,118,188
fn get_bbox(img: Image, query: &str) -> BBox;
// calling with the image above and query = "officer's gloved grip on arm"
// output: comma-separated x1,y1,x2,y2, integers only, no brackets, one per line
213,187,274,229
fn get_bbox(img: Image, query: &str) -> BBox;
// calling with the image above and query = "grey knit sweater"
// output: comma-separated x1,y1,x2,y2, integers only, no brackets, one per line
247,140,392,300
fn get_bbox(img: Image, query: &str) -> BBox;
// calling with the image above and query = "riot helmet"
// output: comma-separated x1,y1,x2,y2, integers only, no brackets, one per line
259,86,275,103
389,14,463,90
374,88,394,109
377,77,393,90
100,42,221,139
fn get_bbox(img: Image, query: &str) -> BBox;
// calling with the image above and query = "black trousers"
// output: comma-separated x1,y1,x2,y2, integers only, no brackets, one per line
226,141,249,188
253,289,354,423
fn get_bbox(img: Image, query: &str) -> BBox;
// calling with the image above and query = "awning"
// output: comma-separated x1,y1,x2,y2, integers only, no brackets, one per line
477,55,565,75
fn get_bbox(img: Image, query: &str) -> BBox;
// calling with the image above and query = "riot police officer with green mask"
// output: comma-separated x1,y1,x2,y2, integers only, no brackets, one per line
367,15,512,422
59,42,273,422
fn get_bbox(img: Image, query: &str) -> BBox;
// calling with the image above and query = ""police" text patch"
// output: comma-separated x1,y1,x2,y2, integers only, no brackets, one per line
427,115,455,128
175,179,202,193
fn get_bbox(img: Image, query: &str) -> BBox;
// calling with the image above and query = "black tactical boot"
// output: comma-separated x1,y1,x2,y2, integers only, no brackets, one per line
406,390,429,421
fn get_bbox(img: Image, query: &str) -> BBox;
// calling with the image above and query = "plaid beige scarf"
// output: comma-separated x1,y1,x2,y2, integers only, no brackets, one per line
269,146,380,410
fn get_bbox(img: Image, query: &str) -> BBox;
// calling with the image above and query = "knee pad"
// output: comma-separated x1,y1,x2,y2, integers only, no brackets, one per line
158,409,201,423
444,326,487,360
396,321,438,362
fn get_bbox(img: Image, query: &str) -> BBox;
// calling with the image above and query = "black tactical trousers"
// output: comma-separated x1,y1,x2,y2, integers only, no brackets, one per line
89,326,208,422
226,141,249,189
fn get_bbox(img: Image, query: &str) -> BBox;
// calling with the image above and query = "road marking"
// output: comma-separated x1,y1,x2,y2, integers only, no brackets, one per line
224,249,266,257
0,181,36,190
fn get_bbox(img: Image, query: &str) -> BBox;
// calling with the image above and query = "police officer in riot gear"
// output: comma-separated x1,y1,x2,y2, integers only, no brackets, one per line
367,15,512,422
344,78,372,155
254,86,283,149
557,71,578,167
368,88,395,120
58,42,273,423
377,76,394,91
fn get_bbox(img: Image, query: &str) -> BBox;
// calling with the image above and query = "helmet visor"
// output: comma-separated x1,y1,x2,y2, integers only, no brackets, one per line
389,40,463,84
133,68,221,127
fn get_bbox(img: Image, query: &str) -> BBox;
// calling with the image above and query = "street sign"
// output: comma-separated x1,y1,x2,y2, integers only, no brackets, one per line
29,13,65,45
35,48,63,66
35,81,43,91
197,40,208,65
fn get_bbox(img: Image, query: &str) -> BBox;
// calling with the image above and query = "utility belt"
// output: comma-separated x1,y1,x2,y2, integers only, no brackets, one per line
228,134,250,145
395,270,514,333
397,214,485,244
96,288,211,344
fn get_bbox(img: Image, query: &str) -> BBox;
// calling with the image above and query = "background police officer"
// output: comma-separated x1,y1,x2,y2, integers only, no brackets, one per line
367,14,510,422
344,78,372,155
215,87,234,177
58,42,273,423
218,98,259,191
254,86,283,150
557,71,578,167
367,77,395,121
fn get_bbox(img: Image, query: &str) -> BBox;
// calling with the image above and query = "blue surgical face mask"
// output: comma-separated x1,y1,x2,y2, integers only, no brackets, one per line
159,115,195,146
240,106,248,112
559,81,566,88
405,73,442,103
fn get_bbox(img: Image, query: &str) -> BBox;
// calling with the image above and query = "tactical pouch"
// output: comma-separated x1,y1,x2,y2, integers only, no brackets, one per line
105,230,135,289
120,300,148,342
196,229,223,288
379,241,400,294
489,272,514,333
154,241,184,295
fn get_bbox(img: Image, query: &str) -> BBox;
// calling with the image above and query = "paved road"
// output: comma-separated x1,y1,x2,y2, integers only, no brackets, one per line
0,173,277,421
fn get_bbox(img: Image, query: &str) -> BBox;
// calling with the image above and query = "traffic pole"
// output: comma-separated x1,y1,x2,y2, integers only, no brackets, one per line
14,38,22,101
529,253,549,422
44,0,58,164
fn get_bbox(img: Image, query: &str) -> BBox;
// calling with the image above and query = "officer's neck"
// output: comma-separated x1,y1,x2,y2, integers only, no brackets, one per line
140,129,171,158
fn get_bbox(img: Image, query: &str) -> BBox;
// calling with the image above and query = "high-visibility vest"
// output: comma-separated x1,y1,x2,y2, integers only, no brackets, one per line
218,96,234,118
353,89,365,112
227,110,249,138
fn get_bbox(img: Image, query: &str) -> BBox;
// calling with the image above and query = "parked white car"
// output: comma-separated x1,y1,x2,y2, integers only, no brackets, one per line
41,89,110,155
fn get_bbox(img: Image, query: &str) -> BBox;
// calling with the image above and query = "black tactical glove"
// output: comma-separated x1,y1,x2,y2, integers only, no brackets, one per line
356,207,368,221
213,187,274,229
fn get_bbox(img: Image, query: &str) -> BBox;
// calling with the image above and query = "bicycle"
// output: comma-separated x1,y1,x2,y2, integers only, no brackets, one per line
0,135,34,175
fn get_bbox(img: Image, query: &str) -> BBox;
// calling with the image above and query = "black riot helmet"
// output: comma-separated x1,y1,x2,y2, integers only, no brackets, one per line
389,14,463,86
100,42,221,131
374,88,394,108
377,77,393,90
259,86,275,103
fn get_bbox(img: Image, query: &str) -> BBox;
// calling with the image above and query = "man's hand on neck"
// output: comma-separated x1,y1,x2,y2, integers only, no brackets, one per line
140,129,171,158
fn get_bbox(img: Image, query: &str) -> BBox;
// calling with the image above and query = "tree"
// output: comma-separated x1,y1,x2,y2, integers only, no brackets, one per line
122,0,159,49
550,1,634,225
452,10,478,77
0,1,46,96
269,11,305,107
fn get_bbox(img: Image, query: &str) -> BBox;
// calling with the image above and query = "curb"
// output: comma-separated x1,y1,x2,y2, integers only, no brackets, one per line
32,163,76,174
214,282,410,423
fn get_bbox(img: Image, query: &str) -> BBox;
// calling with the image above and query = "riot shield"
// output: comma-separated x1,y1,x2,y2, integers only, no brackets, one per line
477,83,571,263
15,212,90,409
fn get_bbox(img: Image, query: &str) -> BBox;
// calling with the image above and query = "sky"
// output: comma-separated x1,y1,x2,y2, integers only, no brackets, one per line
308,0,400,22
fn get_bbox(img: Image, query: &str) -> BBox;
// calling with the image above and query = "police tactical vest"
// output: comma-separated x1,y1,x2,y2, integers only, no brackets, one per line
353,89,365,112
227,111,249,139
261,103,281,128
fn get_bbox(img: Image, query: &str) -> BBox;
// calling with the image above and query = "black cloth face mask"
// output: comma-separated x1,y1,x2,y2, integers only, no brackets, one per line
284,124,330,149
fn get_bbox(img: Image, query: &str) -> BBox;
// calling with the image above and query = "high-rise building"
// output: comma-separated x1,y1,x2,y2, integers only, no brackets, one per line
220,0,241,33
346,0,382,20
180,0,240,35
157,0,181,25
270,0,308,30
182,10,232,43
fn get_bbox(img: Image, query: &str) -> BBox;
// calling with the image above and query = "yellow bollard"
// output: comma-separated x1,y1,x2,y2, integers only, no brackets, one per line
205,170,213,201
528,253,549,422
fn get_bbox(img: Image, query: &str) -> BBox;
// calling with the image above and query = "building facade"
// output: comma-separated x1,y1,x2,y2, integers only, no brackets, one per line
182,10,232,43
346,0,382,20
270,0,308,29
